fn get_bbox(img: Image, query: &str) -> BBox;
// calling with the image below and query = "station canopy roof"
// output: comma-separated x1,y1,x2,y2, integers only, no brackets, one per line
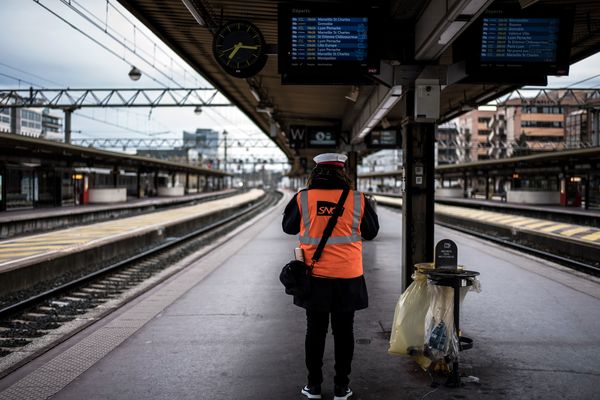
116,0,600,172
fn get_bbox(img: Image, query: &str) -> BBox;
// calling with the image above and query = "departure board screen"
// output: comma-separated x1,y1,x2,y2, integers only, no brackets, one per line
480,17,560,63
290,16,368,67
456,7,575,79
278,2,382,84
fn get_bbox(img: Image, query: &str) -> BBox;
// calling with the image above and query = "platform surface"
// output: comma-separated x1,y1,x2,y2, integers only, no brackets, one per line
375,195,600,246
0,189,262,271
0,196,598,399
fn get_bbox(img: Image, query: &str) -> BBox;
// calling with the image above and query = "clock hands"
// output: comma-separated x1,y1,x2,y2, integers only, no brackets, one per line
227,42,260,60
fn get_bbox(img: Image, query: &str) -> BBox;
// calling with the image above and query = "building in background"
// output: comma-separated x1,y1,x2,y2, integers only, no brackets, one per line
41,109,63,141
450,90,600,162
136,128,222,167
456,106,498,162
435,122,460,165
0,107,63,140
183,128,220,167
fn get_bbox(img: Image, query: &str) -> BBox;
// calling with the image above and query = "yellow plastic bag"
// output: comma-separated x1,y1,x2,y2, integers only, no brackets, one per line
388,268,431,357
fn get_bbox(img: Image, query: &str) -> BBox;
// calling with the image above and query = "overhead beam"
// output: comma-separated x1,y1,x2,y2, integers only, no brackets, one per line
0,88,231,109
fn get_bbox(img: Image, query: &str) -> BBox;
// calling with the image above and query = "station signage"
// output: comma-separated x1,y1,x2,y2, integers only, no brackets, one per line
434,239,458,269
366,129,401,148
287,125,339,148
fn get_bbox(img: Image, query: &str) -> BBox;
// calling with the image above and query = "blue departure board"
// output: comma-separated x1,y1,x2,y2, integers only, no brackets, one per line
480,17,560,63
290,16,368,66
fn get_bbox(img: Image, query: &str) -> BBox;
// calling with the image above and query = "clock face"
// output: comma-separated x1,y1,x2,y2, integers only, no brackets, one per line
212,21,267,78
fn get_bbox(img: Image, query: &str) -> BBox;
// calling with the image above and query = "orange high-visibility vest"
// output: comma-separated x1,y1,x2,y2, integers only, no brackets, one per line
297,189,364,278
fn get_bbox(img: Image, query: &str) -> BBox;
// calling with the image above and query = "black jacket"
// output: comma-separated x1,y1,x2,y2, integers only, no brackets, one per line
282,180,379,312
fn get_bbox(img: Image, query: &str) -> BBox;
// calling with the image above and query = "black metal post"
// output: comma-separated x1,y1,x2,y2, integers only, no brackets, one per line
401,94,435,290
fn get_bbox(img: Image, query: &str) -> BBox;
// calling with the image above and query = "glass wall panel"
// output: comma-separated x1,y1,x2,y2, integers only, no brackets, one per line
7,168,34,209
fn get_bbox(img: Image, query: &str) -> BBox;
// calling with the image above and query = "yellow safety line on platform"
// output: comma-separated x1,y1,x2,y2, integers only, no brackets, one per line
581,231,600,242
539,224,572,233
382,198,600,246
0,190,263,267
560,227,591,237
520,221,556,229
510,218,538,226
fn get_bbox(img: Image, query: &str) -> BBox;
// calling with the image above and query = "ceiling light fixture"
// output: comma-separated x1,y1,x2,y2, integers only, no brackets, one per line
353,85,402,141
345,86,360,102
181,0,205,26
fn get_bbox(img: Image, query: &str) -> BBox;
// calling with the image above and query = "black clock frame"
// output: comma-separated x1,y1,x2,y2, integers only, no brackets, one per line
212,20,268,78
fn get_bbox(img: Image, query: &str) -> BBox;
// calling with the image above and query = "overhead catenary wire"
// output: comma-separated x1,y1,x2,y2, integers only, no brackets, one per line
29,0,284,159
33,0,171,87
32,0,249,136
0,62,63,87
56,0,193,89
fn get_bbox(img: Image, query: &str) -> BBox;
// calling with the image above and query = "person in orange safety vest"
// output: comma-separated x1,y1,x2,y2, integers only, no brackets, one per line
283,153,379,400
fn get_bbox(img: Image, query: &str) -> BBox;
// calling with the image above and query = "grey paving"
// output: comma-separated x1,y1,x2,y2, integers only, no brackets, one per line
1,201,599,400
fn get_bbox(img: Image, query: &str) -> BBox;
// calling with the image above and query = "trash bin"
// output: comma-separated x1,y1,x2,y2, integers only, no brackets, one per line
423,268,480,387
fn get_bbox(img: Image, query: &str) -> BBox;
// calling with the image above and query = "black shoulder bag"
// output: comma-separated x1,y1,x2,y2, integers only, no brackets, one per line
279,188,350,299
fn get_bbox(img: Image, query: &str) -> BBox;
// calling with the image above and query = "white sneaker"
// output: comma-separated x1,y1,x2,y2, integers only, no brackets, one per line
301,385,322,399
334,386,353,400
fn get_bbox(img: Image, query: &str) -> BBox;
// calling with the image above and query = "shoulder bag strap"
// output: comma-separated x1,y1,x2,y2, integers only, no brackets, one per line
310,188,350,267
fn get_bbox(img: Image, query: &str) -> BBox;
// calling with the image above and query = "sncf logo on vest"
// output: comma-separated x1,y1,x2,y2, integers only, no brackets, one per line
316,201,344,216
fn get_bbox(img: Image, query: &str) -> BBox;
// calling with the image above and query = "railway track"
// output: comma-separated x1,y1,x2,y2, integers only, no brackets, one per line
0,191,282,376
380,203,600,277
435,220,600,276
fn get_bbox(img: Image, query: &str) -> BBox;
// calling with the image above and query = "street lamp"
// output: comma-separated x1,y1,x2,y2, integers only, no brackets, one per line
128,66,142,81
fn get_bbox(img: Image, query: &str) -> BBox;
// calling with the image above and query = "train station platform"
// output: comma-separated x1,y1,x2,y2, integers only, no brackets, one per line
0,189,238,239
0,194,598,399
435,196,600,227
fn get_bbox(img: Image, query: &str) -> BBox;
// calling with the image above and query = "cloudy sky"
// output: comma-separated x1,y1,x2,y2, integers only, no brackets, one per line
1,0,599,156
0,0,286,163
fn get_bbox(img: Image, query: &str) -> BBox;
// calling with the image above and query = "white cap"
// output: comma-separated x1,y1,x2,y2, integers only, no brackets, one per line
313,153,348,167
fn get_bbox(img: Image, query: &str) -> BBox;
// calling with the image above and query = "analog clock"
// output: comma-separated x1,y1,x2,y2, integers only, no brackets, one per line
212,20,267,78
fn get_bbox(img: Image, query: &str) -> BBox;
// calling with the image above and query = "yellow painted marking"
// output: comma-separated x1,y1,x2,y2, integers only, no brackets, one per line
493,216,525,224
521,221,556,229
486,215,513,222
0,190,264,266
581,231,600,242
510,218,538,226
0,251,44,257
0,244,72,250
539,224,571,233
560,227,592,237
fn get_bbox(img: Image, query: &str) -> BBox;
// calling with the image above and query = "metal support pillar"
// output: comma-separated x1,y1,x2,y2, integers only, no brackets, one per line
485,174,490,199
185,173,190,194
112,167,119,188
347,151,358,189
0,165,6,211
401,115,435,290
585,174,590,210
154,171,159,196
136,170,142,198
64,108,73,144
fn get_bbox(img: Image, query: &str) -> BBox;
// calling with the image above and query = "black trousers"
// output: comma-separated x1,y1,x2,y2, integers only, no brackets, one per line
305,309,355,387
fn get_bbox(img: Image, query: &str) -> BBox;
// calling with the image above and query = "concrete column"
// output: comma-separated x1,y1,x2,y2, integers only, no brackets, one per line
402,118,435,290
185,173,190,194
